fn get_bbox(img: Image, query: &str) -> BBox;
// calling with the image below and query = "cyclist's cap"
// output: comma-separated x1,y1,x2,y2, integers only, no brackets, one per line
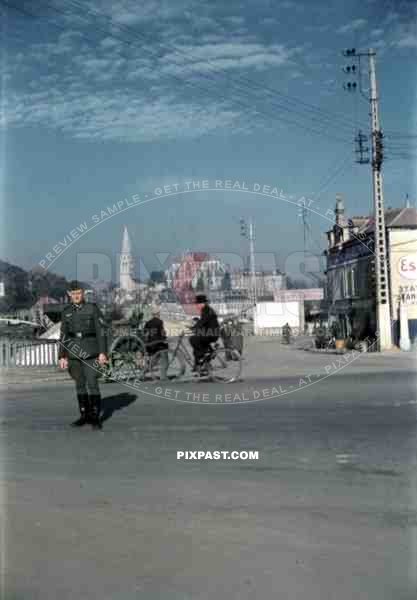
195,294,207,304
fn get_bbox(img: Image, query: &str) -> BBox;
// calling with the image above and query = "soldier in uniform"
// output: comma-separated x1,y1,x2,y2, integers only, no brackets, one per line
58,281,107,429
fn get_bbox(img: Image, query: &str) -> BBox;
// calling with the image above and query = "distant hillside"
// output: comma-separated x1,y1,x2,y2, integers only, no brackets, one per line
0,260,75,311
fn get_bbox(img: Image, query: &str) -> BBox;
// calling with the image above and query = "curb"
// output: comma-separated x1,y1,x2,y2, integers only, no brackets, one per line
0,368,72,386
303,346,349,355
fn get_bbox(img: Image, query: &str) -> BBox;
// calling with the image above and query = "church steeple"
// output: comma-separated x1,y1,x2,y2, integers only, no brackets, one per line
119,226,135,291
121,225,132,255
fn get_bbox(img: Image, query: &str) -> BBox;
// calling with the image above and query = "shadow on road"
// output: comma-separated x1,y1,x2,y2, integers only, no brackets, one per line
100,392,137,422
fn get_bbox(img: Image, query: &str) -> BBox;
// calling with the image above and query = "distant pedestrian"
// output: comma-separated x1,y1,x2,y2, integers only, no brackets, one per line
58,281,107,429
143,305,168,380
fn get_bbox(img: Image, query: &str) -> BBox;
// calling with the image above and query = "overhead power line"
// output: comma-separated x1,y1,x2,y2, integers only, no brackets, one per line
1,0,358,144
62,0,370,134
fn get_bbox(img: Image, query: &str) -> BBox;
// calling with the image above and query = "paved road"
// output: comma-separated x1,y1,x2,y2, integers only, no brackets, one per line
1,346,417,599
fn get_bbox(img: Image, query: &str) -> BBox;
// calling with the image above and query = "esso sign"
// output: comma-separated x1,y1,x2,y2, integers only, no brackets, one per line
398,255,417,280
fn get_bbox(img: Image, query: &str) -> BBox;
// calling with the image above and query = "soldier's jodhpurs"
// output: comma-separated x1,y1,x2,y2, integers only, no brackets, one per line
68,358,101,396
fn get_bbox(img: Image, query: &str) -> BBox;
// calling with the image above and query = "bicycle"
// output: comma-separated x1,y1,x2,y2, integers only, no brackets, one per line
149,328,242,383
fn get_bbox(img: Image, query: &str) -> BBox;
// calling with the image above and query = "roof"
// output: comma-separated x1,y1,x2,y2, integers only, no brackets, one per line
386,207,417,228
328,206,417,237
361,207,417,234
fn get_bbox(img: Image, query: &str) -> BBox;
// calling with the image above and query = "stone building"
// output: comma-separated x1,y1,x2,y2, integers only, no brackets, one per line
324,194,417,345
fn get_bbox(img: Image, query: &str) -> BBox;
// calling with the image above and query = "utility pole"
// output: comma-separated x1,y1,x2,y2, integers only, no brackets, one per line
249,218,257,305
240,217,257,306
298,204,307,257
343,47,392,351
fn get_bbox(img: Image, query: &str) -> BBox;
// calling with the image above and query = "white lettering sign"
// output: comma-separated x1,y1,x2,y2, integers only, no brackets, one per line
398,255,417,280
397,285,417,305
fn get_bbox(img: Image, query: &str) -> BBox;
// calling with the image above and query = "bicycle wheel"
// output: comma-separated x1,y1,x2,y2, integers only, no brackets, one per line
149,348,186,381
208,348,242,383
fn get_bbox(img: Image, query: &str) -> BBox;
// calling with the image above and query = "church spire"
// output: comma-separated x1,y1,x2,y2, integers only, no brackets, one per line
121,225,132,255
120,226,135,291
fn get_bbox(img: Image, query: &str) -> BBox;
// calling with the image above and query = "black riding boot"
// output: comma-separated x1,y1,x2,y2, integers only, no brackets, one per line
89,394,102,430
71,393,89,427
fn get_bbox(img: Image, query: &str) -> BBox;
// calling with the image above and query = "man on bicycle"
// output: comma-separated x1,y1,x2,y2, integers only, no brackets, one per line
189,294,220,372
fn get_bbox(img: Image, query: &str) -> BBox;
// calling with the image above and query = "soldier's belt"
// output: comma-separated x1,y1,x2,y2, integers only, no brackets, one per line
69,333,96,339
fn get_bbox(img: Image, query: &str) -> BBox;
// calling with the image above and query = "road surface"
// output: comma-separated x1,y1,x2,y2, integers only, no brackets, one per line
1,345,417,599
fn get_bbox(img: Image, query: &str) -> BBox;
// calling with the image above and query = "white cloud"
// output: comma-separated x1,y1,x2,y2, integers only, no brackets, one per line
100,37,121,49
337,18,367,34
396,33,417,48
161,41,296,73
372,39,387,50
225,16,245,26
2,1,306,143
370,28,384,38
261,17,277,26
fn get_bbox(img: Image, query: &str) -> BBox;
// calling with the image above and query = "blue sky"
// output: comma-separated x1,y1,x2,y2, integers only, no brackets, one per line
1,0,416,284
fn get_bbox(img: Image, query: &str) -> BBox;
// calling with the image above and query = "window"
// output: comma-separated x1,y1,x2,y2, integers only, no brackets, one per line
340,269,346,299
348,267,356,297
333,269,345,300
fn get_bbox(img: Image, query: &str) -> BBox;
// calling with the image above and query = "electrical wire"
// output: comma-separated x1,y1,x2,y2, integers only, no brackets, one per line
1,0,357,144
63,0,370,135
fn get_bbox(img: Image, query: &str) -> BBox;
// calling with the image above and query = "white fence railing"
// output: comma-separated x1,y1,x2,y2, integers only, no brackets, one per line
0,338,59,368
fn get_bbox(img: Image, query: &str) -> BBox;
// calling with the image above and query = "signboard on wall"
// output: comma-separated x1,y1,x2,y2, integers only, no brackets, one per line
390,230,417,317
398,255,417,281
397,285,417,305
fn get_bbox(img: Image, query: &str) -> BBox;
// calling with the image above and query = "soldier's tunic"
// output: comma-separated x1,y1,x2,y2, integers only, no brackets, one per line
58,301,107,396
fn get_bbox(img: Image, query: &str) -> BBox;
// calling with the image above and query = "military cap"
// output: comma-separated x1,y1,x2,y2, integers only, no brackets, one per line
68,280,83,291
195,294,208,304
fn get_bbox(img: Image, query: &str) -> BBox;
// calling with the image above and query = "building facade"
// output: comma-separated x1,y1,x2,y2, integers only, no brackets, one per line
165,252,226,292
324,194,417,345
230,270,286,297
